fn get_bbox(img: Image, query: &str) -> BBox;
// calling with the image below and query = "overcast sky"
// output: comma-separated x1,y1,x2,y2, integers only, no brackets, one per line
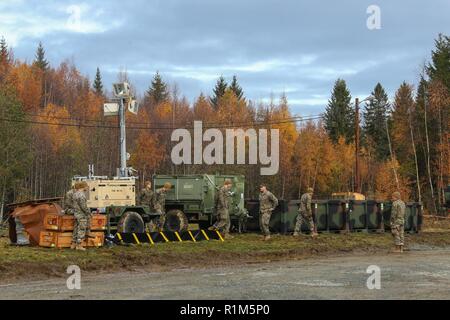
1,0,449,115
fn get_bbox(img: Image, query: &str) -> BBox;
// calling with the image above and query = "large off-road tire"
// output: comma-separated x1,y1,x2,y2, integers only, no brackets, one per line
164,209,189,232
117,211,145,233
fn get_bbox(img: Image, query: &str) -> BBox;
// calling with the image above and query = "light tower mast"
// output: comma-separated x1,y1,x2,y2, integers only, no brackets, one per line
104,82,139,178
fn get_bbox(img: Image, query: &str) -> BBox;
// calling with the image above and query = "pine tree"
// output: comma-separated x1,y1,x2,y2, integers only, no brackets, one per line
229,75,244,100
210,76,227,109
0,37,11,82
427,33,450,90
0,88,32,204
363,83,391,160
93,67,104,96
391,82,415,154
323,79,354,144
391,82,420,193
33,41,49,71
0,37,9,64
146,71,169,105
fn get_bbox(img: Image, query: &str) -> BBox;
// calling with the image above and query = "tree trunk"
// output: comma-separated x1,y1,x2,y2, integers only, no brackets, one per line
438,105,445,208
409,110,422,202
424,95,437,214
385,119,399,189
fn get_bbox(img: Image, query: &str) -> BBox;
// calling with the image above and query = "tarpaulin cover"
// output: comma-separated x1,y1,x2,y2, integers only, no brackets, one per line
9,202,62,246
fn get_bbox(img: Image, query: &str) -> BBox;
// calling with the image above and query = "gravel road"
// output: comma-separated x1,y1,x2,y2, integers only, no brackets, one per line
1,248,450,300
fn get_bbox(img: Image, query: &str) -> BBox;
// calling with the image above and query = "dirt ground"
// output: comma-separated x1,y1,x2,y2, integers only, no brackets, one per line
0,216,449,296
1,246,449,300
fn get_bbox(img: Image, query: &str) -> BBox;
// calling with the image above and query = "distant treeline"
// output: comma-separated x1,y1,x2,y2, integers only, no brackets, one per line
0,35,448,214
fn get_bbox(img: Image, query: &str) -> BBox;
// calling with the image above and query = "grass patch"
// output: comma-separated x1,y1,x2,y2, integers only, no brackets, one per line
1,230,450,283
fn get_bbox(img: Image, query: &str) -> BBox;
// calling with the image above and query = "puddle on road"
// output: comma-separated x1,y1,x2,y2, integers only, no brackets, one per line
414,282,444,287
252,271,278,277
294,280,346,287
410,271,450,279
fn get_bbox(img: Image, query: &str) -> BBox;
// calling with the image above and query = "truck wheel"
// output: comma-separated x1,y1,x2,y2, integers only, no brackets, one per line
117,211,145,233
165,209,189,232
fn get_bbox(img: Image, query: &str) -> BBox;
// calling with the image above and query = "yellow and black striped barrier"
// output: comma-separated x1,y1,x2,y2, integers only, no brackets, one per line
113,229,225,245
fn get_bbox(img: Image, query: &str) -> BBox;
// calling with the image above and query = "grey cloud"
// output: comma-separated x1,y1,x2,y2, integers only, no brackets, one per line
3,0,450,114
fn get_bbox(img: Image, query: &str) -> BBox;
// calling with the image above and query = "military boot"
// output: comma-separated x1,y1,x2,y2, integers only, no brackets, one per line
208,226,216,231
391,245,401,253
264,235,271,241
293,232,300,237
399,245,404,253
311,232,319,238
75,244,86,251
224,233,234,240
70,242,76,250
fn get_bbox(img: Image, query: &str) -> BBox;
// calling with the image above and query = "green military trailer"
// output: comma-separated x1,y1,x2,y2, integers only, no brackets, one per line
153,174,248,232
245,198,422,234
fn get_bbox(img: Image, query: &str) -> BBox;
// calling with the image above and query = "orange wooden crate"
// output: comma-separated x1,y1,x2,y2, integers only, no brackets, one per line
39,231,105,248
90,214,108,231
43,214,107,231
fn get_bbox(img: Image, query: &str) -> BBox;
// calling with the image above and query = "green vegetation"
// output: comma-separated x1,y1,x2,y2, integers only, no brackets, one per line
93,67,104,97
323,78,354,144
2,230,450,283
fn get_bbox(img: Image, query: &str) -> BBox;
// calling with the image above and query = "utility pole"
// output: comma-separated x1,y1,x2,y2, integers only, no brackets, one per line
119,96,127,177
104,82,139,179
354,98,360,193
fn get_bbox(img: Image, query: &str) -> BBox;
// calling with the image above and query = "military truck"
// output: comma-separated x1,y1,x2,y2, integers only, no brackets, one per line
153,174,249,232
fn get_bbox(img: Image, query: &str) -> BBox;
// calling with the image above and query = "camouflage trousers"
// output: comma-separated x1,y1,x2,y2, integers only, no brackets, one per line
294,210,314,233
156,209,166,231
73,211,91,244
391,224,404,246
259,209,272,236
213,209,230,234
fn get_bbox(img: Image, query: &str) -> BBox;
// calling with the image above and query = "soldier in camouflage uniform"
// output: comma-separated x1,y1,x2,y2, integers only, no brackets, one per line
293,187,318,238
138,181,155,232
209,179,233,239
64,185,78,246
71,181,91,251
390,191,406,253
259,184,278,241
138,181,154,207
154,182,172,231
63,186,76,215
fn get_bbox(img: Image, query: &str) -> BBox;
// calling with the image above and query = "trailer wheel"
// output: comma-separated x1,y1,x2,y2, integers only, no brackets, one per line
117,211,145,233
165,209,189,232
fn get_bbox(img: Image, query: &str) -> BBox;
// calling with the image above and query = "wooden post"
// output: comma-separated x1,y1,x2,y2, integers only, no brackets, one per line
355,98,360,193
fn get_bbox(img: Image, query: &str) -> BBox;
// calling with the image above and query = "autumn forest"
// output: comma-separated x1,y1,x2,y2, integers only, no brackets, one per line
0,34,449,214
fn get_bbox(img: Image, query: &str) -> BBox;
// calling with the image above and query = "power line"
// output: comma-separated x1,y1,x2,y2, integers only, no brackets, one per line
22,111,323,127
0,115,323,130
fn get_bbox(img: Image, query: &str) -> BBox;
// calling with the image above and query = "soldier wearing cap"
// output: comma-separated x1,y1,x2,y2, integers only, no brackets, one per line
293,187,318,238
138,180,154,208
209,179,233,239
70,181,91,251
154,182,172,231
63,184,76,216
390,191,406,253
259,183,278,241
